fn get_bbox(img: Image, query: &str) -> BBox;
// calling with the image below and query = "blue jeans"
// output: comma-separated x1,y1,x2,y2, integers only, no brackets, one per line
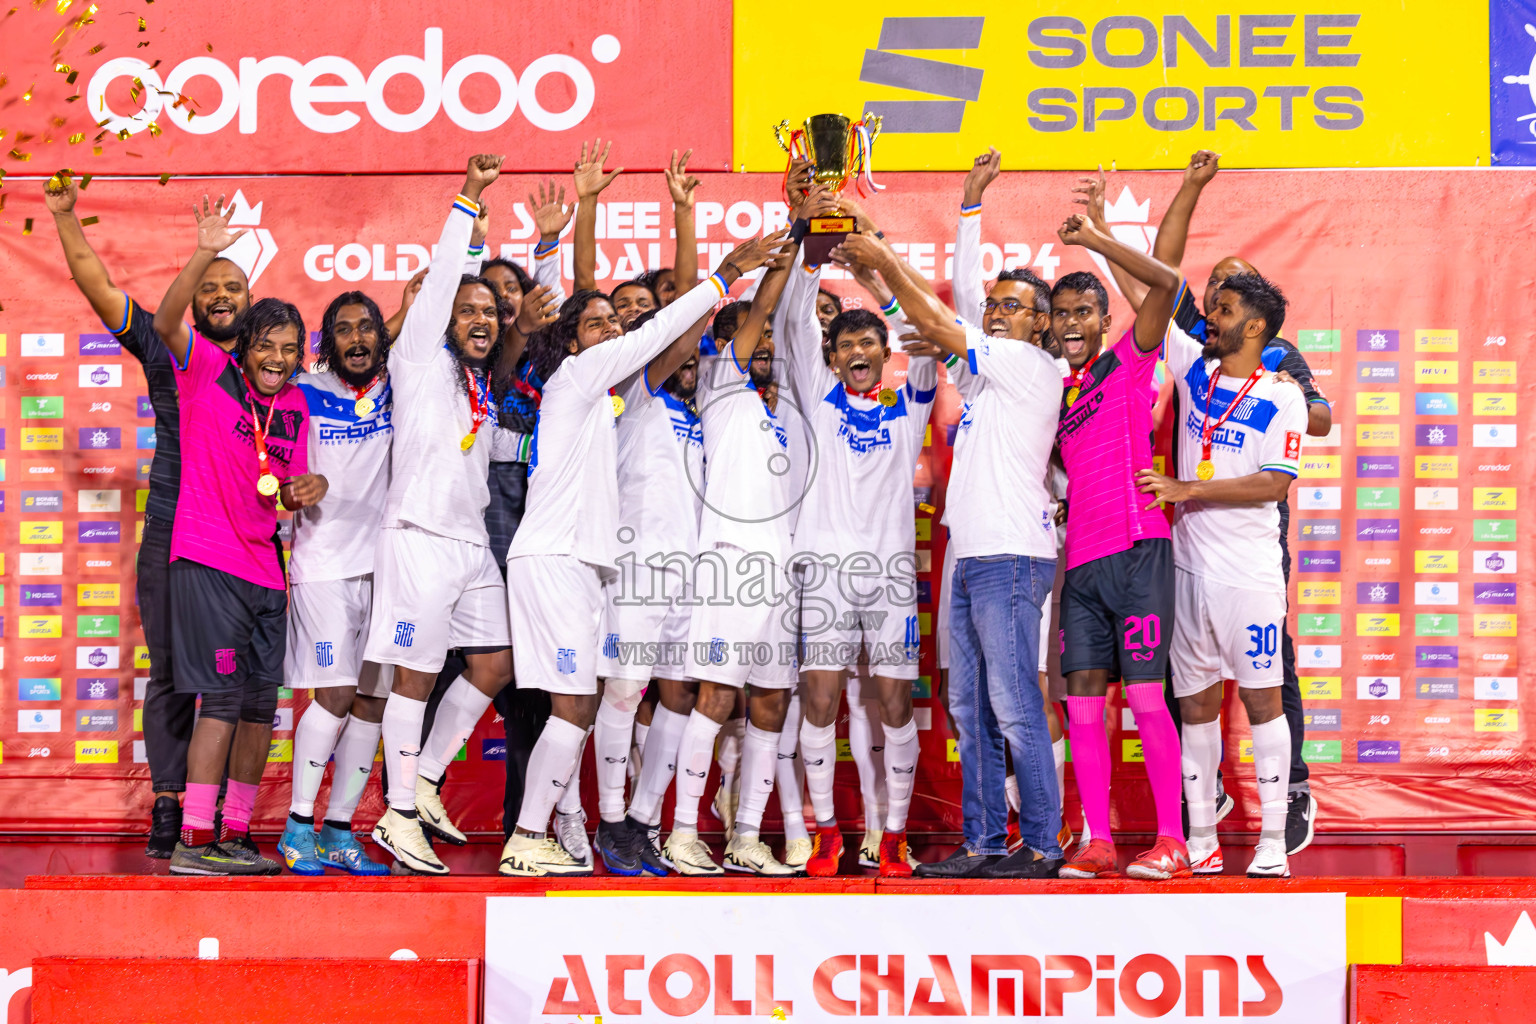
949,554,1062,858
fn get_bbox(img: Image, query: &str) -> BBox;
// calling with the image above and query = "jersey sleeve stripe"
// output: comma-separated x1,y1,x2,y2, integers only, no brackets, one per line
1261,463,1299,477
106,293,133,336
451,195,480,218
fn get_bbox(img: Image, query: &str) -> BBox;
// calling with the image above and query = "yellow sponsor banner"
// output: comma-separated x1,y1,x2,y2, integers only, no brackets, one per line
269,739,294,763
1298,581,1340,604
1413,361,1459,384
1300,454,1339,477
1475,613,1516,638
77,583,121,607
1474,393,1516,416
946,738,960,762
1415,455,1457,478
1302,676,1341,700
1475,709,1518,733
75,741,118,764
1355,613,1399,637
21,521,63,544
19,615,63,639
1355,392,1398,416
134,645,150,670
1238,740,1253,764
1413,329,1458,353
1473,361,1516,384
1414,550,1458,573
1122,739,1144,763
733,2,1488,170
20,428,62,451
1473,487,1515,511
133,708,143,733
1355,424,1399,447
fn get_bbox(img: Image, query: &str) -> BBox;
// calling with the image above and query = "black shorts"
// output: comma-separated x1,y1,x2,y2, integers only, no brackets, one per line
1059,538,1173,680
170,559,287,697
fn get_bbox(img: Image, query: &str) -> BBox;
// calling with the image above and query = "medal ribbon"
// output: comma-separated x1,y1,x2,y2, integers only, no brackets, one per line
844,383,883,400
1065,350,1100,393
1199,364,1266,463
243,378,280,490
344,372,380,407
464,365,493,442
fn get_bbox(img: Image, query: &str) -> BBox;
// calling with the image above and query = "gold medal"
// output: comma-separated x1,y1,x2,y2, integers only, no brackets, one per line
1196,459,1215,481
877,388,897,407
611,394,626,417
1065,385,1080,407
460,432,476,452
257,473,280,496
354,397,375,417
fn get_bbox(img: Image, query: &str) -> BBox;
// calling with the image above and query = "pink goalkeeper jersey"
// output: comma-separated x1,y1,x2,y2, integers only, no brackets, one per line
171,334,309,590
1054,329,1169,571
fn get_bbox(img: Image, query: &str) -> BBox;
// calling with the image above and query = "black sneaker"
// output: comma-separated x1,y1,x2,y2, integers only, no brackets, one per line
594,819,642,876
1285,791,1317,855
1215,773,1235,823
629,817,670,877
147,795,181,859
977,849,1063,879
169,839,280,876
218,834,283,875
913,846,1000,879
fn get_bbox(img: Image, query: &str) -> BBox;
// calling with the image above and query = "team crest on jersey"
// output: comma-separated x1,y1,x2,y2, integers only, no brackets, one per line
393,621,415,648
709,637,728,665
315,641,334,668
214,648,236,675
556,648,577,674
826,383,906,454
602,633,619,659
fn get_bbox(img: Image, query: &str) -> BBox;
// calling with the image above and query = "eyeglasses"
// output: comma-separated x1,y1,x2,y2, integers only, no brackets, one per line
982,298,1027,315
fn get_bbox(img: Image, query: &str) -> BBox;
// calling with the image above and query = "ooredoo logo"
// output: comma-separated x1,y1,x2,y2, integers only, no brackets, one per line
88,29,622,138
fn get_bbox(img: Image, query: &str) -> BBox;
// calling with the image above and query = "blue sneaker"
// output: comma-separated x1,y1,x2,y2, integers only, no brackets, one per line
316,825,390,876
278,819,326,876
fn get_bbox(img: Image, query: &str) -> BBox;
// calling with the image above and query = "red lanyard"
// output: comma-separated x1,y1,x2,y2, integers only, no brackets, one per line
1199,364,1265,461
345,373,381,415
459,365,493,451
244,381,281,496
1063,350,1099,406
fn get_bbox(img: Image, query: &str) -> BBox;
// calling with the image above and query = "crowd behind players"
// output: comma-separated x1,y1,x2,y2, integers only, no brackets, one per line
43,140,1331,880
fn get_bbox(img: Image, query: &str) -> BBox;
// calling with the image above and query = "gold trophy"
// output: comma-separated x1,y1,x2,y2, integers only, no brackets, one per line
773,112,883,265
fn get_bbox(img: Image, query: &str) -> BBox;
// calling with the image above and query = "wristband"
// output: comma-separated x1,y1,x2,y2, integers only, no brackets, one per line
879,295,900,317
533,239,558,256
788,218,810,244
723,260,743,279
944,353,960,370
960,202,982,216
709,272,730,298
467,243,485,257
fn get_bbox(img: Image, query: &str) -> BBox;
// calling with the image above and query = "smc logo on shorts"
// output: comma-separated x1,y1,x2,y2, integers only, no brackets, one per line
709,637,728,665
215,648,236,675
394,621,415,647
557,648,577,674
603,633,619,660
315,641,334,667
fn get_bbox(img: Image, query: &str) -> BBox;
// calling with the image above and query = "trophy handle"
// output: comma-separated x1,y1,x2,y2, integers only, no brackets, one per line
773,120,793,154
861,113,883,144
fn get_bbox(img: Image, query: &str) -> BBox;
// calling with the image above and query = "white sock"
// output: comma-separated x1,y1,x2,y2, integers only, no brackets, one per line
1052,738,1066,811
630,705,687,825
800,719,838,825
882,718,919,833
776,695,809,842
1004,773,1021,815
634,720,651,758
672,711,724,832
516,716,587,836
290,703,346,817
1250,715,1292,838
1182,719,1222,836
847,697,884,828
595,698,639,823
735,723,779,837
416,676,491,783
382,693,427,811
323,714,381,825
555,728,589,816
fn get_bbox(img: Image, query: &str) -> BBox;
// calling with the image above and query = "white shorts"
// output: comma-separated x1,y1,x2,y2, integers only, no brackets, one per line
364,526,511,674
284,575,396,696
600,561,693,682
798,566,920,680
686,546,797,689
509,554,606,696
1170,567,1287,697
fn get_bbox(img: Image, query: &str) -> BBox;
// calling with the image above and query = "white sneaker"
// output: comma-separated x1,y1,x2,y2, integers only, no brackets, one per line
858,829,882,868
371,809,448,875
1246,837,1290,878
554,808,592,868
783,837,812,872
415,776,466,845
724,834,795,876
712,785,738,840
1188,834,1224,875
499,833,593,877
664,829,723,876
649,823,674,870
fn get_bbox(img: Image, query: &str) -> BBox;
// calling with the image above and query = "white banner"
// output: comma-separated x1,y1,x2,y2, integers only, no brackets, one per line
484,893,1346,1023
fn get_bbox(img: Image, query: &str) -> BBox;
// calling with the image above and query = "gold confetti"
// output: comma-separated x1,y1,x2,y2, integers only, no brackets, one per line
86,42,103,54
80,215,98,226
8,148,30,161
23,217,34,235
65,93,80,102
46,171,66,188
50,115,65,127
55,0,71,12
158,172,170,185
771,1009,787,1021
918,502,936,514
66,70,77,84
68,132,82,143
136,40,149,47
79,173,91,187
205,43,212,52
136,15,144,29
147,121,161,136
54,61,71,74
22,83,34,101
115,128,128,140
92,145,101,154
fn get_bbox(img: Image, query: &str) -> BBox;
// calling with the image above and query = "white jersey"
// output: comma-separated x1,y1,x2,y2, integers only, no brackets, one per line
286,370,393,583
943,324,1063,560
1164,324,1306,592
508,275,726,577
380,195,497,547
696,349,796,568
614,368,705,565
778,262,936,572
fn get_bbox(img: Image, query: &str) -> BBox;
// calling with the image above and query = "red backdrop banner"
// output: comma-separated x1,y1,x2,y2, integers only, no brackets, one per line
0,167,1532,836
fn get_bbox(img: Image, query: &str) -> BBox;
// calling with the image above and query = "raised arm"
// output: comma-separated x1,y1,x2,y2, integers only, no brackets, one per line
1151,150,1219,273
953,148,1001,324
572,138,621,292
1058,213,1179,354
666,149,700,299
44,174,128,331
529,179,572,306
1073,166,1148,313
837,231,967,359
152,195,248,366
720,234,797,374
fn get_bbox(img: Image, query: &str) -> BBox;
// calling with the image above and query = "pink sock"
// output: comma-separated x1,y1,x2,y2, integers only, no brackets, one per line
1125,683,1185,840
1066,696,1112,844
183,782,220,830
222,779,260,835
